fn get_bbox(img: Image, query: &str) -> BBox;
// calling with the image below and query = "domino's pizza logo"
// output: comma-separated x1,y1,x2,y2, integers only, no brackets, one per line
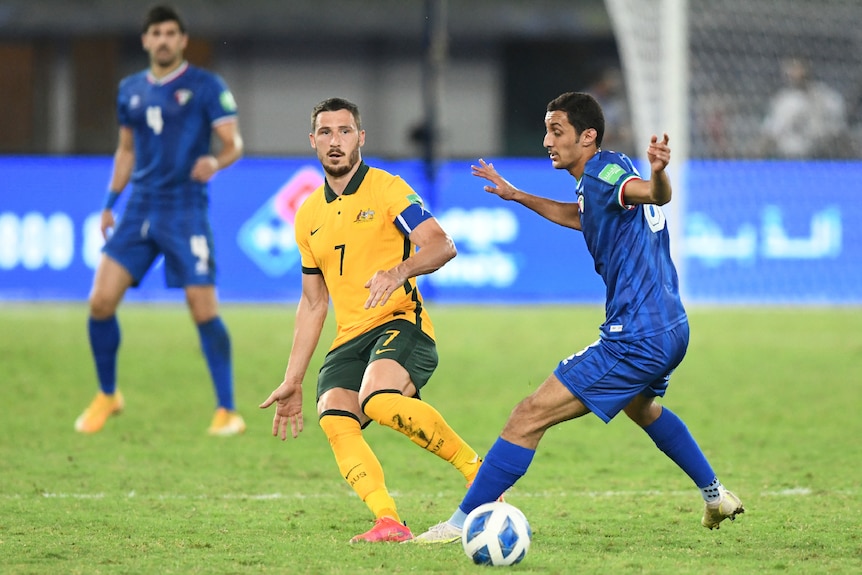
237,166,323,276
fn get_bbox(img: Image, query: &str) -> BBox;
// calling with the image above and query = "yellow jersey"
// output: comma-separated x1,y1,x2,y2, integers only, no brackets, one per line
295,162,435,349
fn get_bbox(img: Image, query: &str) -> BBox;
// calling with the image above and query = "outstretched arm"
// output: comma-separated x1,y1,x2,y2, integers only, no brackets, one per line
259,272,329,440
472,159,581,230
619,134,673,206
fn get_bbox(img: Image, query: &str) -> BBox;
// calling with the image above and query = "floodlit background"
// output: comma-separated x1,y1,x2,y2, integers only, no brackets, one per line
2,4,861,573
2,0,861,304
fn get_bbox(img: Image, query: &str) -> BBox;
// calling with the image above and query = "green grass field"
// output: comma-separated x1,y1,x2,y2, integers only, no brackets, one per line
1,304,860,574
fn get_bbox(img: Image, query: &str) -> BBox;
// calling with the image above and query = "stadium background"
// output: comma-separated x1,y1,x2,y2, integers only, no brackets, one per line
2,0,860,305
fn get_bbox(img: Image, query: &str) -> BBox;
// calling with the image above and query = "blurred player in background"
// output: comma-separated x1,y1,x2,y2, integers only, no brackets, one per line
414,91,744,543
75,5,245,436
260,97,485,543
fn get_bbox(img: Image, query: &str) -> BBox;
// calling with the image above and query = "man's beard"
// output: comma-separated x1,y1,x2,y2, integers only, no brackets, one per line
153,48,179,68
323,147,360,178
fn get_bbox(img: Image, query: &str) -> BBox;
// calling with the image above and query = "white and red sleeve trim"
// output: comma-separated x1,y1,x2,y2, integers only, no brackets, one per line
618,175,641,210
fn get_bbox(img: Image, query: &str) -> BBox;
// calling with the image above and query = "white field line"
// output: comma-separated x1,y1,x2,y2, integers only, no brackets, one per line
0,487,829,500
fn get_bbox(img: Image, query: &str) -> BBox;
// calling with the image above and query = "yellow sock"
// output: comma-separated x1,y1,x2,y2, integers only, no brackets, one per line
319,413,400,522
363,392,481,481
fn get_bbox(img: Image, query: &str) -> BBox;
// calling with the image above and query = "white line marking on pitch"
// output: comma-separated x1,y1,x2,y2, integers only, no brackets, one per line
0,488,827,500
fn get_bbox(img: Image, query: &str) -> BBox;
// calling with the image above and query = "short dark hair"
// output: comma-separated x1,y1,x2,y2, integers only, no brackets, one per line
546,92,605,147
143,5,186,34
311,98,362,133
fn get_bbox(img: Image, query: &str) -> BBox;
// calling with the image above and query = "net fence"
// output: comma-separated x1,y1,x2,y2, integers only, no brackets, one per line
605,0,862,160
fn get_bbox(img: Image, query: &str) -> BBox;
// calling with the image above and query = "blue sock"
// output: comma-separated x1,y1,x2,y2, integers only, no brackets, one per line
88,316,120,395
197,317,234,410
644,407,716,489
451,437,535,528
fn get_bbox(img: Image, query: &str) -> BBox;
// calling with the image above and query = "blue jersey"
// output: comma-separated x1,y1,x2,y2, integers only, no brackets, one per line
577,150,687,341
105,62,237,288
117,61,237,209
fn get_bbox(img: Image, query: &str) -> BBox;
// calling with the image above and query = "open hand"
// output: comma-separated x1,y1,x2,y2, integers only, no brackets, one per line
259,380,304,440
364,268,406,309
471,158,519,200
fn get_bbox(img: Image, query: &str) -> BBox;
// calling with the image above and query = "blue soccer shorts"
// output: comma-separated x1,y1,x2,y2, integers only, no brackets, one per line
553,321,690,423
103,206,217,288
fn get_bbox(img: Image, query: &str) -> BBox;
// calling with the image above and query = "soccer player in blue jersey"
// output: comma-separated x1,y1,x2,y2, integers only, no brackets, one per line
414,91,744,543
74,5,245,436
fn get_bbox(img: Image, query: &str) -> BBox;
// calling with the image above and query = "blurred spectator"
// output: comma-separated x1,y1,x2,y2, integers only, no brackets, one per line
760,58,854,159
586,67,635,157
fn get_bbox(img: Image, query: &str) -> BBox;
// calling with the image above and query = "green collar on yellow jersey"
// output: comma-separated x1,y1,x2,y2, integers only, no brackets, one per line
324,161,370,203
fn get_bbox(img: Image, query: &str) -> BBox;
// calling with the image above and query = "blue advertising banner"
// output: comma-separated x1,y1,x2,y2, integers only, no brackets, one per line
683,160,860,304
426,159,604,303
0,156,859,304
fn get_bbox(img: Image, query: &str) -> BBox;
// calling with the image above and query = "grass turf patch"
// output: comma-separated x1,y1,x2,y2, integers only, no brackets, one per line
1,304,860,574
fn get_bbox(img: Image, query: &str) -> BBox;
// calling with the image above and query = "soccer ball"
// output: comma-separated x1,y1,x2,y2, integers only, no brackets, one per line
462,501,532,566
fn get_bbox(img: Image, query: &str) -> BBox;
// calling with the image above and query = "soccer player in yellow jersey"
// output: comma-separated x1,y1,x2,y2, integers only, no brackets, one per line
260,97,484,543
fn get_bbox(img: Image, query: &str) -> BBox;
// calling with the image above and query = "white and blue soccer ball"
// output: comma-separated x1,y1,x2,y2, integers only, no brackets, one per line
462,501,532,566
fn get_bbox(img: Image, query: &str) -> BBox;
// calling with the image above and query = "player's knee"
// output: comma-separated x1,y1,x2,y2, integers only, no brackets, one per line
360,390,400,422
624,397,660,427
319,412,362,443
503,399,543,438
514,394,544,420
507,391,579,443
187,298,218,324
88,291,118,319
